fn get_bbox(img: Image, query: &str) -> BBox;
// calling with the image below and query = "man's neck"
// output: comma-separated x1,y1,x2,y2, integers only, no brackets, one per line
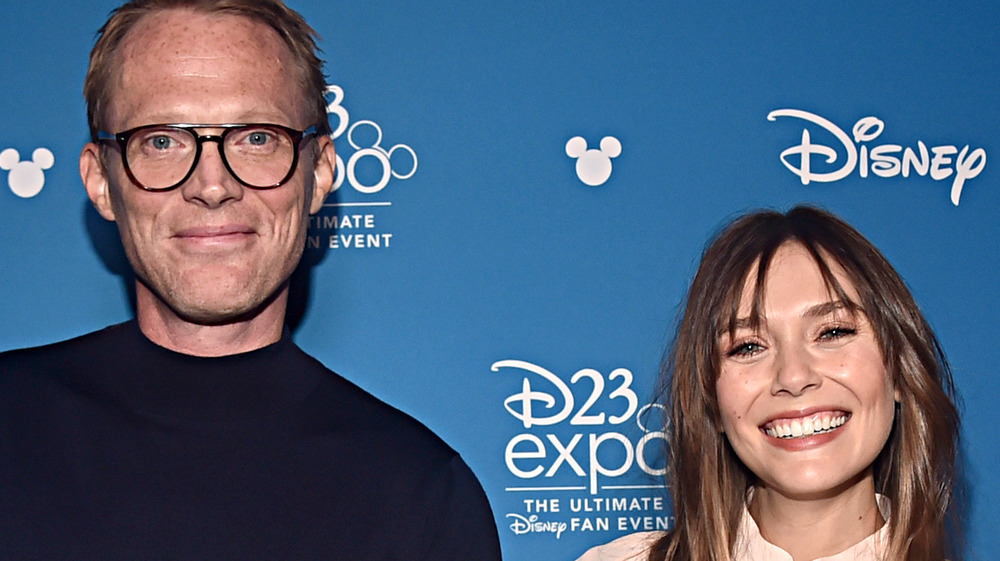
135,284,287,357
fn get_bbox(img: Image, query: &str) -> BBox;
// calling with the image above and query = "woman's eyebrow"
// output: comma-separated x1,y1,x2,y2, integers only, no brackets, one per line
803,300,853,318
720,301,857,335
717,316,757,337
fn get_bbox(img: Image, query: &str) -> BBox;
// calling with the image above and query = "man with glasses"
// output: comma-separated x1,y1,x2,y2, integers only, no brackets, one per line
0,1,502,559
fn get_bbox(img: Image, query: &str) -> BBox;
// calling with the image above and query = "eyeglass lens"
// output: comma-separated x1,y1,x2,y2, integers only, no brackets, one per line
125,125,297,190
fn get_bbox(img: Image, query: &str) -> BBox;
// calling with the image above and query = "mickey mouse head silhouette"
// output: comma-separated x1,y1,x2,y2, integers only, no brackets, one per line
565,136,621,186
1,147,54,198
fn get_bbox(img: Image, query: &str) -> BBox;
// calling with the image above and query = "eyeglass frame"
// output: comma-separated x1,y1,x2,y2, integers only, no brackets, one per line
95,123,320,192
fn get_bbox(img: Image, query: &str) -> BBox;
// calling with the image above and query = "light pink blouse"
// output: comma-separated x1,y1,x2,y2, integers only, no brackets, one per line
574,496,889,561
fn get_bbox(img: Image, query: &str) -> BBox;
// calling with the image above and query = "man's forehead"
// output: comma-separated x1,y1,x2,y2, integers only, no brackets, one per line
106,8,303,127
118,9,288,68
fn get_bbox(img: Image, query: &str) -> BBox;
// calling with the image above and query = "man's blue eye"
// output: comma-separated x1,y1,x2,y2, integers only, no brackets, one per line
150,136,172,149
248,132,271,145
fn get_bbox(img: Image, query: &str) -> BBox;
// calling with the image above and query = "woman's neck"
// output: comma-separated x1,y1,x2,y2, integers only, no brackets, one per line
749,472,884,561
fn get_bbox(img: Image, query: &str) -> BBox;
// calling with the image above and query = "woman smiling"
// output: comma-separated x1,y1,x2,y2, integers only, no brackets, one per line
576,206,960,561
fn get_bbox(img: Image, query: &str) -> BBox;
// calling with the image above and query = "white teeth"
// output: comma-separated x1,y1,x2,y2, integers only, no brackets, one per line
763,414,848,439
802,419,814,436
790,420,803,437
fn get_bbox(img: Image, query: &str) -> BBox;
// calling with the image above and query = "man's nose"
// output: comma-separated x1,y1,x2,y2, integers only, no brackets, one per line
180,139,244,208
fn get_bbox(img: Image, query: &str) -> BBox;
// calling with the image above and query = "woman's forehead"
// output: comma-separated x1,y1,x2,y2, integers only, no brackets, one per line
729,242,862,320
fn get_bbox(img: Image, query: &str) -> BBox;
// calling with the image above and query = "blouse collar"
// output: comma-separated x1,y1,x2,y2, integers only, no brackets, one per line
733,494,890,561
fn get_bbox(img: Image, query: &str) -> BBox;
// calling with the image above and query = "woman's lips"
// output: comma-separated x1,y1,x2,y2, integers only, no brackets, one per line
760,410,851,439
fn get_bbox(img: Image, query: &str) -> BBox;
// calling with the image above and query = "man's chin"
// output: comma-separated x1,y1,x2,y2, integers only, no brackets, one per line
136,276,289,329
175,306,261,327
169,295,277,327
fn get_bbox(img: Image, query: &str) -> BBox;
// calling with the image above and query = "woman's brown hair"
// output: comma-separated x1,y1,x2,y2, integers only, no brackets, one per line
649,205,960,561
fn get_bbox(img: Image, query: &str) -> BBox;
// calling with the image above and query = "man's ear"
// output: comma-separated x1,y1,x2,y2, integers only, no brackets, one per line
309,135,335,215
80,143,116,221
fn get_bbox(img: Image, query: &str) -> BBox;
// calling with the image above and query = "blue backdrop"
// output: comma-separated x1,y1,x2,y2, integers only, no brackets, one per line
2,2,997,559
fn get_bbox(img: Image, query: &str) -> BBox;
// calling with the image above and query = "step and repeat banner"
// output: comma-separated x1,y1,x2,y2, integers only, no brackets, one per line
2,2,997,559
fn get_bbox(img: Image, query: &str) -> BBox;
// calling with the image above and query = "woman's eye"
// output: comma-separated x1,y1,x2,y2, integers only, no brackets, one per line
727,341,764,357
818,326,857,340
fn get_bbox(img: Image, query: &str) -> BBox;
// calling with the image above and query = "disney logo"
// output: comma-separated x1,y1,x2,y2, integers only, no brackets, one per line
768,109,986,206
506,513,568,539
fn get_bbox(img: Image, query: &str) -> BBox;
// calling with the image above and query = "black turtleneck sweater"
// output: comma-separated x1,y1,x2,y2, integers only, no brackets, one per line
0,322,501,560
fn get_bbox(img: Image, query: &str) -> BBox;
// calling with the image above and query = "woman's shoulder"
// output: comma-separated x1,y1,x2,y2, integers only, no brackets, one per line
573,531,664,561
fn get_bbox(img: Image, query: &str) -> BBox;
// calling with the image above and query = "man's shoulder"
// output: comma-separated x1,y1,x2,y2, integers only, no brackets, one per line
0,322,131,376
295,347,461,464
0,325,464,468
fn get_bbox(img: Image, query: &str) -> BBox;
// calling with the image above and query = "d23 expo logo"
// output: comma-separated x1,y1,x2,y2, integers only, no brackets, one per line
768,108,986,206
493,359,671,540
325,85,417,197
306,85,417,251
